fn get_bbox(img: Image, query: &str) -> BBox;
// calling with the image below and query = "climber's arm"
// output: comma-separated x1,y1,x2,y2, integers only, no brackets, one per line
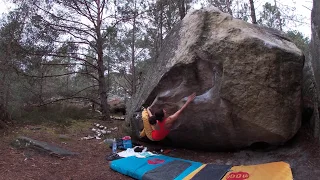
147,108,158,130
165,93,196,128
147,107,153,117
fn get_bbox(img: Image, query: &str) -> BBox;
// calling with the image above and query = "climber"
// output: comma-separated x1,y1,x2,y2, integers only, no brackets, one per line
139,92,196,141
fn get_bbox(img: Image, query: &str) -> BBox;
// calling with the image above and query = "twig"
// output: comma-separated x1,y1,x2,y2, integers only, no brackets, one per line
38,96,101,107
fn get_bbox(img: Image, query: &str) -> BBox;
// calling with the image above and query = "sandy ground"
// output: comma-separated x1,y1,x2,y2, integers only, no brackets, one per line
0,120,319,180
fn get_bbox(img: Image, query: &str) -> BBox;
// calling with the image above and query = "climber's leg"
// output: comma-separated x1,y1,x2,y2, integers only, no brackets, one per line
140,108,154,141
139,128,146,137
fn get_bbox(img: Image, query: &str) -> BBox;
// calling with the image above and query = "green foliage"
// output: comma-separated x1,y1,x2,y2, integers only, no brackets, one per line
15,104,92,126
238,3,249,22
202,0,233,15
286,30,310,53
258,2,284,30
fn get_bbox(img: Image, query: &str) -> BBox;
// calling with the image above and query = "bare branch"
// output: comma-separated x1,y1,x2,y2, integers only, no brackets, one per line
76,0,99,15
47,23,97,48
52,39,90,45
48,21,96,40
101,0,106,19
68,1,90,18
136,48,146,57
29,52,98,70
41,63,90,66
114,78,132,95
120,74,133,91
68,0,98,28
19,71,99,81
102,9,153,39
71,84,99,97
61,52,97,61
20,82,39,97
83,0,98,28
38,96,101,107
35,3,93,30
302,5,312,11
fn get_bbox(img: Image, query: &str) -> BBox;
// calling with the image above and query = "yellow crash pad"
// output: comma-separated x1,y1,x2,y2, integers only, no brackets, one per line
222,161,293,180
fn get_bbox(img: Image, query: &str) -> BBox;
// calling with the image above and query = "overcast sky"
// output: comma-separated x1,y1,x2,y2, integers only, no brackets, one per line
191,0,313,38
0,0,313,38
259,0,313,38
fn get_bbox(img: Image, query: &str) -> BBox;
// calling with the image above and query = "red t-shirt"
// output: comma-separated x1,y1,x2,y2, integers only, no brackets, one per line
151,118,170,141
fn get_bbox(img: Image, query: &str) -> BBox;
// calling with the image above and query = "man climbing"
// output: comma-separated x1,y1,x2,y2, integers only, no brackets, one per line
139,92,196,141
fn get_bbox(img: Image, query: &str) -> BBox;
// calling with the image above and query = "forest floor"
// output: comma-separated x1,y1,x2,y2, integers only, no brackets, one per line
0,117,320,180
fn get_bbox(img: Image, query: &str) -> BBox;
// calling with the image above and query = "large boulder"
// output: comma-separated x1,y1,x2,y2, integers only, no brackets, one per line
311,0,320,95
306,0,320,137
127,7,304,150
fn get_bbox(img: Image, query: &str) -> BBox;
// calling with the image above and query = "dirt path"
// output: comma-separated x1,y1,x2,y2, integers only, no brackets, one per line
167,127,320,180
0,120,319,180
0,120,131,180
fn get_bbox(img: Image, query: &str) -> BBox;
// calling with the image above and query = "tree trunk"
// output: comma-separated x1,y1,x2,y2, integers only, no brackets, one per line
155,1,164,59
159,0,163,52
274,0,282,31
226,0,233,16
0,104,10,129
97,61,110,121
107,54,110,94
131,0,137,95
5,80,10,109
96,0,110,121
39,72,44,105
178,0,186,20
249,0,257,24
0,73,5,106
167,0,172,31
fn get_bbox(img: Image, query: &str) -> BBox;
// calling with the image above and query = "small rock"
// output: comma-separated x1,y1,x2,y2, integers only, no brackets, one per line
58,135,70,140
111,127,118,131
81,135,94,140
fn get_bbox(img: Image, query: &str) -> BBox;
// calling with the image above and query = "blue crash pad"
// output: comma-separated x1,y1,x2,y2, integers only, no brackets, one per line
110,155,203,180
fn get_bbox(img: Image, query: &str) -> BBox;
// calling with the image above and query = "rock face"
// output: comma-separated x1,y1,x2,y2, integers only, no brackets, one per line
127,8,304,150
108,95,126,115
302,52,319,133
12,136,78,156
311,0,320,95
306,0,320,137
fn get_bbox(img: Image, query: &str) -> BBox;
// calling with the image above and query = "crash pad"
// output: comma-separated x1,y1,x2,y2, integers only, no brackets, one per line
110,155,203,180
110,155,293,180
185,164,232,180
221,161,293,180
110,155,232,180
143,160,192,180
